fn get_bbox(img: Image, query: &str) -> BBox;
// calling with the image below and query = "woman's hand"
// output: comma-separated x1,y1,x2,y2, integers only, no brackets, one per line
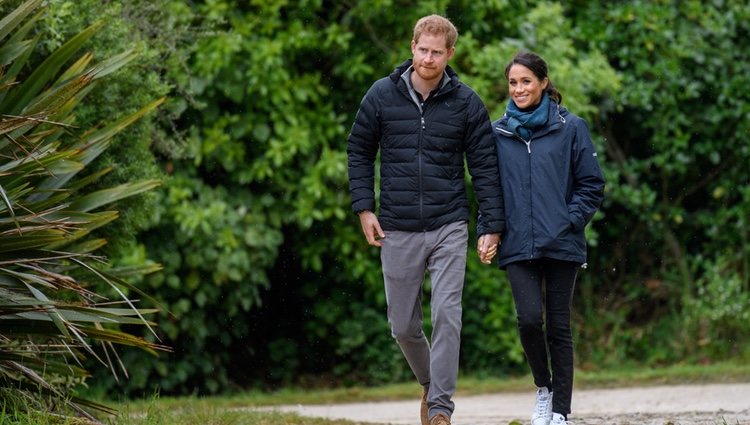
477,233,500,264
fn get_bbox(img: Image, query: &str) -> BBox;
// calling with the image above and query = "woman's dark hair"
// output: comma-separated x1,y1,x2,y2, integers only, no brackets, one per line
504,51,563,104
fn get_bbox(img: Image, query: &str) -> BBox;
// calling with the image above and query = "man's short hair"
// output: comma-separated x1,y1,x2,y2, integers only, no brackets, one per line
413,14,458,49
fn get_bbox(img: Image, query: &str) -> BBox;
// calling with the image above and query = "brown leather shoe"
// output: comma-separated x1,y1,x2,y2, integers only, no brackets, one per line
420,388,429,425
429,413,451,425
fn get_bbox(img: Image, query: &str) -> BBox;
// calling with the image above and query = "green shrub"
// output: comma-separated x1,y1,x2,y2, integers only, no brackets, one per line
0,0,166,420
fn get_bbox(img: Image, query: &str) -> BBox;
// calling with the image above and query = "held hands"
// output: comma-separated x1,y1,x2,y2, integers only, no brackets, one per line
477,233,500,264
358,211,499,260
358,211,385,247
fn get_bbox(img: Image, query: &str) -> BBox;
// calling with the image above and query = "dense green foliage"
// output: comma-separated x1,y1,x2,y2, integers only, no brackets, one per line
573,0,750,366
7,0,747,399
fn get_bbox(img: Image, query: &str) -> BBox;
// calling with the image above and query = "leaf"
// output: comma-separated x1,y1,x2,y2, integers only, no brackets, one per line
8,309,158,326
0,39,33,67
78,325,167,353
66,166,112,192
65,238,108,254
0,229,66,252
45,210,120,249
0,21,103,114
54,52,94,85
0,0,43,43
21,280,72,340
22,72,95,116
0,182,18,231
86,48,138,79
68,180,161,212
0,13,42,105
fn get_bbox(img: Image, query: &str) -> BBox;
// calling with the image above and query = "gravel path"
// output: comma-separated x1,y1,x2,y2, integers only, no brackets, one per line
265,382,750,424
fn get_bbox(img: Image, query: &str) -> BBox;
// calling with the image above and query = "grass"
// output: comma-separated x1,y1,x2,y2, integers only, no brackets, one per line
0,409,99,425
1,409,366,425
574,360,750,388
109,405,366,425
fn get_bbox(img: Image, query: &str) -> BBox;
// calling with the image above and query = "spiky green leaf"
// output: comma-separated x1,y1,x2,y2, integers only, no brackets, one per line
0,21,102,114
0,0,42,43
69,180,160,212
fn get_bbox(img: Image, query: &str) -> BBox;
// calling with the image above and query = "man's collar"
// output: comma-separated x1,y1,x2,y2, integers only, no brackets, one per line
400,65,449,93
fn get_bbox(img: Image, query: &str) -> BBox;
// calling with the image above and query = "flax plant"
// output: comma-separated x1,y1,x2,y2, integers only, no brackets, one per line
0,0,167,422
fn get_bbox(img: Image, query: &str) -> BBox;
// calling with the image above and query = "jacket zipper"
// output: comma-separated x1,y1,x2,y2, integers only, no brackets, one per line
402,74,456,231
496,126,532,153
498,127,535,257
419,112,425,229
526,135,534,259
406,90,426,230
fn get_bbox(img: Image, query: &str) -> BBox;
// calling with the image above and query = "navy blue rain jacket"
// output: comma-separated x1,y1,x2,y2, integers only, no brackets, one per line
480,100,605,268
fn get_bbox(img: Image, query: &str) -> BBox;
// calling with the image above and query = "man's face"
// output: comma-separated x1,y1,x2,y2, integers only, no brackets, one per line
411,33,454,83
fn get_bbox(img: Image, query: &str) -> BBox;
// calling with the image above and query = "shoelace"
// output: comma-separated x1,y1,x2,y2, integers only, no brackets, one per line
535,392,551,415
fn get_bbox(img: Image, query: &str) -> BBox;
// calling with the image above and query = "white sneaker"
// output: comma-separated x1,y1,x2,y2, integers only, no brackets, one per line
531,387,553,425
550,412,569,424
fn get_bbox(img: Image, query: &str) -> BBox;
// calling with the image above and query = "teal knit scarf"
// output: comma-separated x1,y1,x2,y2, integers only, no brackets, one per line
505,93,550,141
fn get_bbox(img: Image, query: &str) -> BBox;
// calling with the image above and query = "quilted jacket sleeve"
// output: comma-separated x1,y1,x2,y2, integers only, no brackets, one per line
464,92,505,236
347,84,381,214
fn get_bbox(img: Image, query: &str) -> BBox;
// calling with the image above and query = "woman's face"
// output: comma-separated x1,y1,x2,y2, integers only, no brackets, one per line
507,64,548,110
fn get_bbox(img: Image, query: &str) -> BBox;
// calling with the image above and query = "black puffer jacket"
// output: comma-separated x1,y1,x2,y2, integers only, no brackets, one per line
348,60,505,234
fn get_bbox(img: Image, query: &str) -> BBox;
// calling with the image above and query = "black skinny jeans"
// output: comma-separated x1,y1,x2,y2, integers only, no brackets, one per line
507,258,579,416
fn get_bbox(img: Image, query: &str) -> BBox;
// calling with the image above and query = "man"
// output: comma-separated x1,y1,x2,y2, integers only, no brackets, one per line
347,14,504,425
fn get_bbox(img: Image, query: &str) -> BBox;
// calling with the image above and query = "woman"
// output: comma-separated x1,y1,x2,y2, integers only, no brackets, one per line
478,51,605,425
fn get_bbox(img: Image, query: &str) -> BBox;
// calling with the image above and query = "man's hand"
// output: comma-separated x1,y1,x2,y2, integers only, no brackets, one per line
358,211,385,247
477,233,500,264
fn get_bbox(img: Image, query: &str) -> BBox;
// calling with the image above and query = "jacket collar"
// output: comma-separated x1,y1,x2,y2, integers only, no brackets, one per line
390,59,459,92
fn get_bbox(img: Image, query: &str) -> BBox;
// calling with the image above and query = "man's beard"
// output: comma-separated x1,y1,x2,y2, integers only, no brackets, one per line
415,64,441,82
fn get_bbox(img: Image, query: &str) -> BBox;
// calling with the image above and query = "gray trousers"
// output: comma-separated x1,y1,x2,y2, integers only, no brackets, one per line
380,220,468,419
